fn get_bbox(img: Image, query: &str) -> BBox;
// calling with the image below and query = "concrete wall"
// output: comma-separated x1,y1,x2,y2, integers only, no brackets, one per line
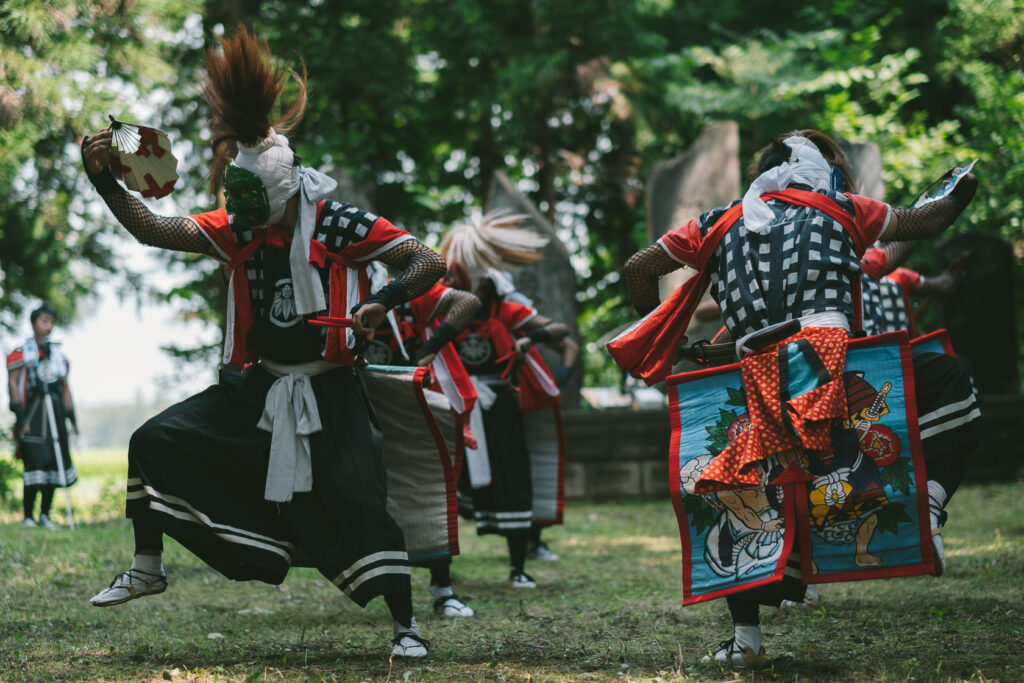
562,408,671,499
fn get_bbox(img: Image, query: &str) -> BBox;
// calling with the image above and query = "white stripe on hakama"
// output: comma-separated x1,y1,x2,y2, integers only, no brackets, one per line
331,550,409,587
142,484,294,552
919,408,982,440
148,500,293,562
341,565,412,595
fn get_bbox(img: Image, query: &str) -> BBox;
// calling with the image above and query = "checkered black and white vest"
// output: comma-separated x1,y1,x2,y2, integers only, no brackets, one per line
698,190,863,339
230,199,380,319
862,274,910,335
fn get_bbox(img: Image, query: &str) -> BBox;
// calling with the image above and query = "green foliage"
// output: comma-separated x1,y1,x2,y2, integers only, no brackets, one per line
0,0,202,331
881,454,914,495
0,414,18,511
682,492,717,535
0,456,21,513
3,0,1022,387
874,500,911,535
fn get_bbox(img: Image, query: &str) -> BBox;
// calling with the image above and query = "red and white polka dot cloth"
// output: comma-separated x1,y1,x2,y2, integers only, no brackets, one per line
694,326,849,493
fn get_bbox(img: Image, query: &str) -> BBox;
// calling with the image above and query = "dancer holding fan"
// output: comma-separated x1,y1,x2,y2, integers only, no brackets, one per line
80,28,445,658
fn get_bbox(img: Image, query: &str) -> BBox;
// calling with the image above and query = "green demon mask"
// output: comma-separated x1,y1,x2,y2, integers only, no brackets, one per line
224,163,270,228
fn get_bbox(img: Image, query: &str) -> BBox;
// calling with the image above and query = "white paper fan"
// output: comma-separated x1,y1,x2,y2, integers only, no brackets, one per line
108,115,179,199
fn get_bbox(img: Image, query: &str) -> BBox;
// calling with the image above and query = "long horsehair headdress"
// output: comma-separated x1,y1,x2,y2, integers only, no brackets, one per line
440,209,550,272
202,26,307,190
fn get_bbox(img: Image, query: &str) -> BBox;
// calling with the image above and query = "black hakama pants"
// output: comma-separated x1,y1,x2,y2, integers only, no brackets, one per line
911,350,981,500
125,365,410,607
458,384,533,537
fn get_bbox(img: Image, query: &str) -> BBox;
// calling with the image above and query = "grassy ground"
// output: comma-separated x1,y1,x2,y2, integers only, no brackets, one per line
0,450,1021,682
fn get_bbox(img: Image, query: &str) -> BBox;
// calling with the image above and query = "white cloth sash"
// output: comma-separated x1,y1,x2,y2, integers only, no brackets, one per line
741,136,833,234
464,376,499,488
257,359,335,502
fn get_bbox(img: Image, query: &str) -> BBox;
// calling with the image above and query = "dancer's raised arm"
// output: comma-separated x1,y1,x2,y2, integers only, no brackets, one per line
881,173,978,241
81,129,214,255
352,240,446,337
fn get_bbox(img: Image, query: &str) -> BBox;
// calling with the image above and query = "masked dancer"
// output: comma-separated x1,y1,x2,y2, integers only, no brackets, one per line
79,29,446,658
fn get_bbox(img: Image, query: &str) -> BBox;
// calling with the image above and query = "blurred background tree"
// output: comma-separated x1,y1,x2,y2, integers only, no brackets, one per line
0,0,202,329
2,0,1021,387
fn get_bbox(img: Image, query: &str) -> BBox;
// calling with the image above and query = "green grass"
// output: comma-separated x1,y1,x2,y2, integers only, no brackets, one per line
1,453,1022,682
1,448,129,524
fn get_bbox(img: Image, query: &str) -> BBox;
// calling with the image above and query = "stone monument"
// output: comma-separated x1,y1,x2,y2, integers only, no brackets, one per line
486,171,582,407
647,122,740,301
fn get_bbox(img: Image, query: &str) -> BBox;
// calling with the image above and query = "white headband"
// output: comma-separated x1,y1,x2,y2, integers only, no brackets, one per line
235,129,301,224
741,136,834,234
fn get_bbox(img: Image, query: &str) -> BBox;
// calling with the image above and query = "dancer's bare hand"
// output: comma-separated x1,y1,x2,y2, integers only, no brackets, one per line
416,352,436,367
81,128,112,174
351,302,387,339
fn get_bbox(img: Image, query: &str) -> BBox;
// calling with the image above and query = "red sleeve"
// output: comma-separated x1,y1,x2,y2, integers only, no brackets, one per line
409,282,449,323
500,301,538,333
888,267,923,292
188,209,237,261
342,216,414,262
656,218,702,266
846,194,892,255
860,247,889,281
6,350,24,371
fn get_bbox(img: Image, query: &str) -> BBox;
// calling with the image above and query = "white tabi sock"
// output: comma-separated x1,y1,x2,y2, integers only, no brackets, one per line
734,625,762,654
429,584,454,600
927,480,947,530
131,554,164,577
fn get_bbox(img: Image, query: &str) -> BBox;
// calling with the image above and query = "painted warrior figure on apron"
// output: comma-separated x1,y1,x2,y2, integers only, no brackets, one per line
79,29,446,658
440,212,577,589
7,303,78,530
611,130,980,669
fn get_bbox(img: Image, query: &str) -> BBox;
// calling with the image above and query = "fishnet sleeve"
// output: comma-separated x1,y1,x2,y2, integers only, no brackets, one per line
624,244,683,315
877,241,914,275
436,290,481,332
889,174,978,241
96,184,214,255
374,240,447,303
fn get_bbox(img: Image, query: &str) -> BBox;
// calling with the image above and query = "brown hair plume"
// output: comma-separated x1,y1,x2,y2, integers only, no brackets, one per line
203,27,308,190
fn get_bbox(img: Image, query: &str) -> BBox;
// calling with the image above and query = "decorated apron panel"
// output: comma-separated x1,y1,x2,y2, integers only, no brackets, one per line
910,329,955,357
667,332,934,605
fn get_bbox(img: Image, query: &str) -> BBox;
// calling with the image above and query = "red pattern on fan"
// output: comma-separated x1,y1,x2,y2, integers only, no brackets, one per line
108,116,179,199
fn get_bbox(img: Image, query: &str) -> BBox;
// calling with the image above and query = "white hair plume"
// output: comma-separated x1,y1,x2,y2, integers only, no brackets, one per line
440,209,549,272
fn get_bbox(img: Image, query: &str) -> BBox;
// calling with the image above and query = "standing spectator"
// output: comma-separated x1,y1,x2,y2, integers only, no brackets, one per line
7,303,78,530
